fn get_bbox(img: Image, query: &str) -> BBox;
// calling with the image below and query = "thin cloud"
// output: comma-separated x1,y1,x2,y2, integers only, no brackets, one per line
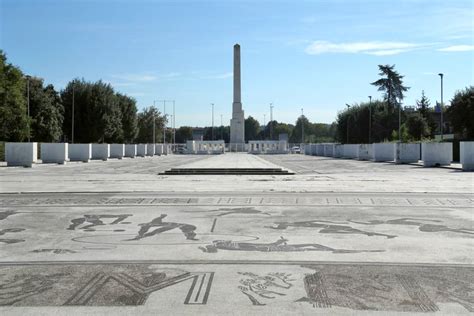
110,73,157,82
106,82,135,87
159,72,181,79
127,92,146,97
437,45,474,52
202,72,233,80
305,41,425,56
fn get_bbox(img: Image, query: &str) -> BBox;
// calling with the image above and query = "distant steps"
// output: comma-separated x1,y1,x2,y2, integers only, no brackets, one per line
159,168,294,175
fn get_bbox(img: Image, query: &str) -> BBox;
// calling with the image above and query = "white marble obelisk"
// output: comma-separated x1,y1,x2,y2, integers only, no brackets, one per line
230,44,245,147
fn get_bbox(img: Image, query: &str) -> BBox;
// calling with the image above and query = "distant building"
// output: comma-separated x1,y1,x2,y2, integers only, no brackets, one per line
279,133,288,141
192,128,205,141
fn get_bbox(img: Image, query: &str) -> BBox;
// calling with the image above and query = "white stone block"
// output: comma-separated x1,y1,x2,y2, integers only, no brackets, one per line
305,144,312,155
124,144,137,158
5,142,37,167
136,144,147,157
343,144,358,158
334,144,344,158
421,143,452,167
69,144,91,162
357,144,372,160
109,144,125,159
460,141,474,171
372,143,394,162
324,144,334,157
91,144,110,161
155,144,164,155
146,144,155,156
316,144,325,156
41,143,69,164
394,143,419,164
186,141,195,154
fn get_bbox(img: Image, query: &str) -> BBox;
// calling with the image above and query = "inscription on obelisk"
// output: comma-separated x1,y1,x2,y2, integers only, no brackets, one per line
230,44,245,147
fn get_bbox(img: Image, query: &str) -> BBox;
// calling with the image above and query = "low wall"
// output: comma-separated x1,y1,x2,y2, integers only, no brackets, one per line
372,143,394,162
248,141,286,154
69,144,91,162
165,144,173,154
324,144,334,157
41,143,69,164
421,143,452,167
110,144,125,159
343,144,358,158
334,144,344,158
146,144,155,156
316,144,325,156
137,144,147,157
124,144,137,158
5,142,37,167
394,143,419,164
357,144,372,160
155,144,164,156
460,141,474,171
303,144,310,155
91,144,110,161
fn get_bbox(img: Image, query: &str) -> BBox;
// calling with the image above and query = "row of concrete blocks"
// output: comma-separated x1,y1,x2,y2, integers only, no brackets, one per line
304,142,474,171
5,143,173,167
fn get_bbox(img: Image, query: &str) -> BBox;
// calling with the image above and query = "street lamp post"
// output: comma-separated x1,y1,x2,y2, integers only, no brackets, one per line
301,108,304,144
398,102,402,142
345,104,350,144
72,83,75,143
269,103,274,140
220,114,223,140
26,75,31,142
368,96,372,144
152,100,156,144
173,100,176,145
211,103,214,141
163,101,166,144
155,100,175,145
170,114,173,145
263,114,266,139
438,73,444,141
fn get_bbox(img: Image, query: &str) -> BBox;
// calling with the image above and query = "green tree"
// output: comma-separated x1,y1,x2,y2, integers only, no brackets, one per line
336,100,398,143
371,64,410,110
62,79,123,143
447,86,474,139
28,77,64,142
0,50,29,141
272,122,293,141
136,106,166,143
405,113,430,140
290,116,310,143
175,126,193,143
416,90,430,118
116,93,138,143
415,90,436,138
244,116,260,141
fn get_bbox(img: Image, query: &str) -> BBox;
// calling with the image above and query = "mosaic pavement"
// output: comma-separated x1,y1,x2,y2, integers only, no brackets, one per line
0,154,473,315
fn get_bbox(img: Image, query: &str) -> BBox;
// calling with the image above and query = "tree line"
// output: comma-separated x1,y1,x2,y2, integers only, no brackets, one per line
336,64,473,143
0,50,168,144
4,50,470,146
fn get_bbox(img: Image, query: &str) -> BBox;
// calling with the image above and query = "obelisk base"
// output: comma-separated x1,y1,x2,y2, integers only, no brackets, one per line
230,104,245,152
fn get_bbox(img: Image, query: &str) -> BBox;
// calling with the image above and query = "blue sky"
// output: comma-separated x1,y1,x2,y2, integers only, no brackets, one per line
1,0,473,127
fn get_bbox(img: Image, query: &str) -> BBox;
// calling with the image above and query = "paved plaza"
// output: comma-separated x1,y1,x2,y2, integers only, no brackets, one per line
0,153,473,315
